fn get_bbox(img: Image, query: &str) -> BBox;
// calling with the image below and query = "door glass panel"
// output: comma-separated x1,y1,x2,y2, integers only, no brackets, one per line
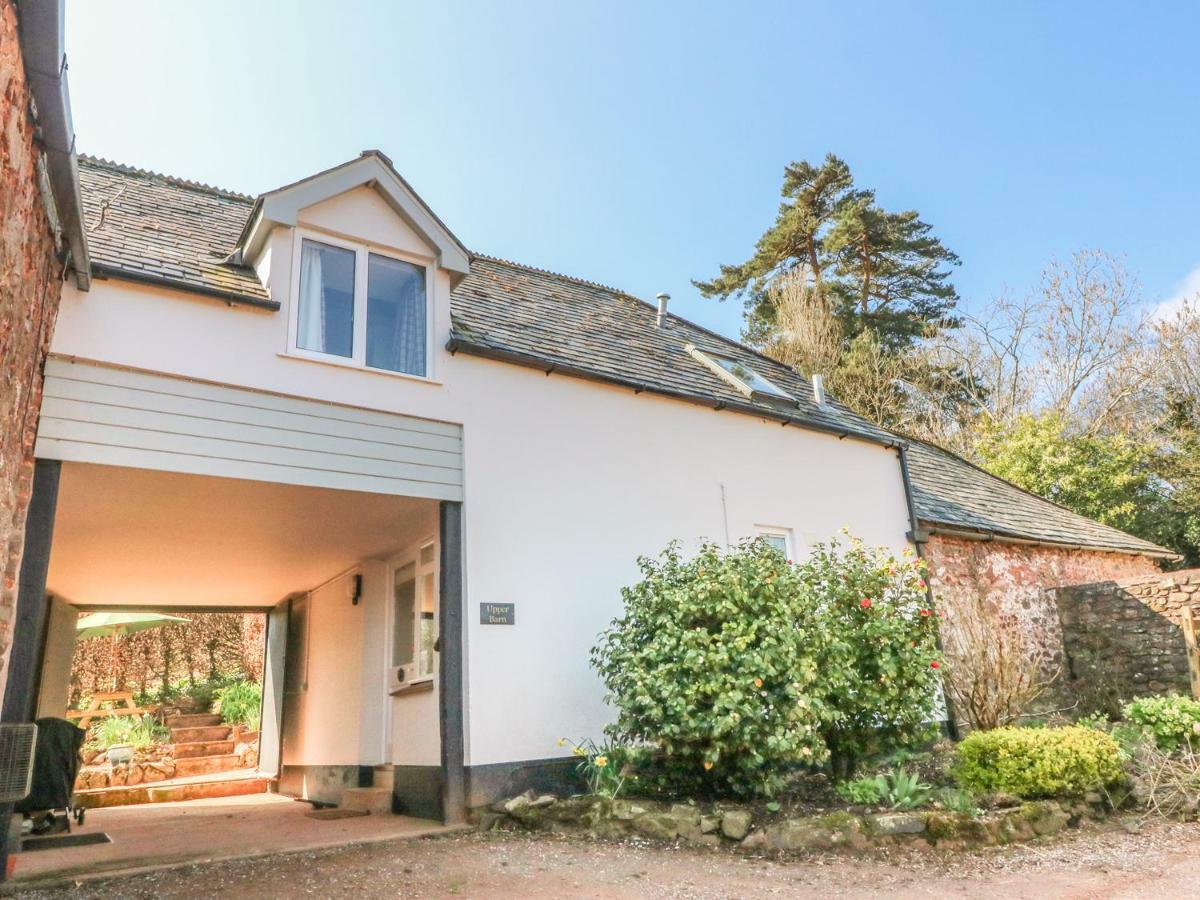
392,563,416,668
419,571,437,677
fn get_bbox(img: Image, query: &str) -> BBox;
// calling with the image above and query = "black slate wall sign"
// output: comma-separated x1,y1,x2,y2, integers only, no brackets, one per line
480,603,515,625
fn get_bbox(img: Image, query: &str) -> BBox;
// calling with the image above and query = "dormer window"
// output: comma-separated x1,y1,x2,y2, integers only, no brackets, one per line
291,233,430,378
685,344,792,402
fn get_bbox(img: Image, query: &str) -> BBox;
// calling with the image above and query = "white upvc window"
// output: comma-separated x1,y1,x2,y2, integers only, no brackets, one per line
288,229,434,379
390,540,439,690
755,526,794,561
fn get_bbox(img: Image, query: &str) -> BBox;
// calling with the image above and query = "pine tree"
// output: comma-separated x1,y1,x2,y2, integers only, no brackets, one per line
695,154,961,351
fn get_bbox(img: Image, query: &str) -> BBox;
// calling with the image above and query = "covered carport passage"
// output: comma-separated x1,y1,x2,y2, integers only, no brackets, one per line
1,359,468,878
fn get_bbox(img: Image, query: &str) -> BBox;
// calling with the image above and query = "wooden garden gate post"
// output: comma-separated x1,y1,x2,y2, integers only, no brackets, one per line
1182,606,1200,700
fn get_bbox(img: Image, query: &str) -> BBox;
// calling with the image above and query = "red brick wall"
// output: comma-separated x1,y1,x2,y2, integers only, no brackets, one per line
924,534,1160,679
0,0,66,689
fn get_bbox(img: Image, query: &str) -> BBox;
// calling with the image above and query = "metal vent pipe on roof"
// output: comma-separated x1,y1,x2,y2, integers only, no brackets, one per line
812,373,827,406
652,292,672,328
655,292,670,328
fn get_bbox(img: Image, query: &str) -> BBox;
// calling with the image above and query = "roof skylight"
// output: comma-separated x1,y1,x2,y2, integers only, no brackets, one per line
685,344,793,401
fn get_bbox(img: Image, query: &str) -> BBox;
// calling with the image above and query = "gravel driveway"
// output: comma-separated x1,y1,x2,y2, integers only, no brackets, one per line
13,819,1200,898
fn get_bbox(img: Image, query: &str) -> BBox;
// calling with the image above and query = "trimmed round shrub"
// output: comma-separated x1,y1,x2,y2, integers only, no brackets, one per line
955,726,1124,798
1123,694,1200,752
591,541,828,797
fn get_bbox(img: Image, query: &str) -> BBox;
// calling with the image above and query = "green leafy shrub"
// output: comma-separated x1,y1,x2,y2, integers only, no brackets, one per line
591,536,942,797
873,768,933,810
1124,695,1200,752
89,715,168,751
956,726,1124,798
796,535,942,777
591,540,829,797
835,776,884,805
934,786,979,815
214,679,262,730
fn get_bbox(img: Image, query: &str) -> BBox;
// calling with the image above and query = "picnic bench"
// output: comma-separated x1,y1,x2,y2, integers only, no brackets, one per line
66,691,147,729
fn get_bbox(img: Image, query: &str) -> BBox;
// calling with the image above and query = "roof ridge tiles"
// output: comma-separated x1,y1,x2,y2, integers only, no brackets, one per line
78,155,256,203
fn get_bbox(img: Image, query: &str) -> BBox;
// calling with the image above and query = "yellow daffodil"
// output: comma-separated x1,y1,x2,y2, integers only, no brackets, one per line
594,755,608,768
703,761,714,770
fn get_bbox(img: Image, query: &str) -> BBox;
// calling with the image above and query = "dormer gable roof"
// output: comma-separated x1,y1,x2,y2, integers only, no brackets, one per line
231,150,471,283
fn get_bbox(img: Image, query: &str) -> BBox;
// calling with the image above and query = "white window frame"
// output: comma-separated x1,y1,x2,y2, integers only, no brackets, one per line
684,343,792,401
755,526,795,560
285,227,437,382
386,537,439,692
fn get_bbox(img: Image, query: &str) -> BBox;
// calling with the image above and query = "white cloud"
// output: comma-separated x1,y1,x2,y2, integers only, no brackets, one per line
1152,264,1200,321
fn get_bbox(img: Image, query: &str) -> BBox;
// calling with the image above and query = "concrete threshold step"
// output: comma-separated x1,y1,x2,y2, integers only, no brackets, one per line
75,776,270,809
173,754,244,778
170,725,232,743
341,786,394,815
165,713,222,728
172,740,235,759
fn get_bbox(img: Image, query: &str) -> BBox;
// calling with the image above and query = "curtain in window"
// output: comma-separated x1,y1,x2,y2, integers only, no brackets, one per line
297,241,325,352
367,255,426,376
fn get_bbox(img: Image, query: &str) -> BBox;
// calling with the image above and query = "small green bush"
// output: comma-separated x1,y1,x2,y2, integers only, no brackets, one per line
835,776,884,805
89,715,168,751
1123,695,1200,752
214,679,262,730
956,726,1124,798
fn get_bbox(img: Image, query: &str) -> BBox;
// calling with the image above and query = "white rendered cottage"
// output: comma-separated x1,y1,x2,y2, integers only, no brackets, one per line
28,151,918,820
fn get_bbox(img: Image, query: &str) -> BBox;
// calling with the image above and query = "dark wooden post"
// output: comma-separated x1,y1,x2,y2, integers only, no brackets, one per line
438,501,467,824
0,459,62,879
1182,606,1200,700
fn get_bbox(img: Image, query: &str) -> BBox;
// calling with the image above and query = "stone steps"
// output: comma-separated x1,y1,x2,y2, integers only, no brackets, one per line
170,724,232,744
165,713,222,728
75,776,271,809
173,754,245,778
341,786,393,815
172,739,235,759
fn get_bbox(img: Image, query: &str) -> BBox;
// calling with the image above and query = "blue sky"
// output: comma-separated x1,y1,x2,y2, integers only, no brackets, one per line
66,1,1200,339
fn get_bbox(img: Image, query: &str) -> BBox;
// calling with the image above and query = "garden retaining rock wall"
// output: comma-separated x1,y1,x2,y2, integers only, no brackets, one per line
483,791,1104,852
1055,568,1200,708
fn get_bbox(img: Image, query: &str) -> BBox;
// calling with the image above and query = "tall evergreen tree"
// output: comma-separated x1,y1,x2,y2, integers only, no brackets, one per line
695,154,961,351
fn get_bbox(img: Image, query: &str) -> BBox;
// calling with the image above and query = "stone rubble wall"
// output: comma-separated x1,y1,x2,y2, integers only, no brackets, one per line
485,790,1103,852
924,535,1160,682
0,0,67,697
1054,568,1200,710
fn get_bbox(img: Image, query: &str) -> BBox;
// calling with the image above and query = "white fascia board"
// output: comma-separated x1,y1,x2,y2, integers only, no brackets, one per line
242,156,471,281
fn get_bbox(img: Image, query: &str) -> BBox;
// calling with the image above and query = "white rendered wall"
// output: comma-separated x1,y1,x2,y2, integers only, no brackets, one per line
51,184,915,771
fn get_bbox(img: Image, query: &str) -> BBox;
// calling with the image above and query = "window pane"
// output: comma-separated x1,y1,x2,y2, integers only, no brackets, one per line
392,563,416,668
711,355,791,399
297,240,355,358
367,254,426,375
418,571,438,678
760,533,789,556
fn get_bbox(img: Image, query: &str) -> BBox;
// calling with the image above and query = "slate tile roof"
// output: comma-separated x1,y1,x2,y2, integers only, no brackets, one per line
905,438,1172,556
79,157,272,306
450,255,893,442
74,156,1175,558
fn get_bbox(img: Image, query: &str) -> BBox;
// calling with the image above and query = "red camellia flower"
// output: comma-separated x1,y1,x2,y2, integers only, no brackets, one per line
919,609,931,617
930,660,940,669
917,580,927,589
860,598,872,609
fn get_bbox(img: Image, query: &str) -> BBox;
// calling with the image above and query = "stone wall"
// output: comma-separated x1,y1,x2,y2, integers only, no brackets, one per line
0,0,66,692
1054,569,1200,712
924,534,1160,680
